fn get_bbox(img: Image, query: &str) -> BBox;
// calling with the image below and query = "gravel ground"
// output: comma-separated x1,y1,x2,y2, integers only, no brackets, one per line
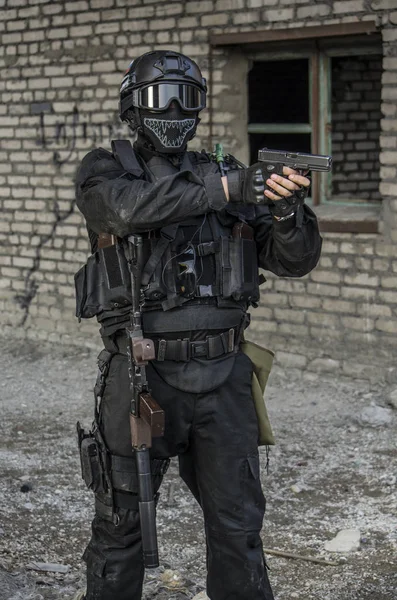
0,338,396,600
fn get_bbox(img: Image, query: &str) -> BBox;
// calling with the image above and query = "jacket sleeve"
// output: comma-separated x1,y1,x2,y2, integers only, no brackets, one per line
250,204,322,277
75,149,228,236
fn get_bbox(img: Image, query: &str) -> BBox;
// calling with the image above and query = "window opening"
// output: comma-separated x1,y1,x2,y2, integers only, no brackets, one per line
247,47,382,204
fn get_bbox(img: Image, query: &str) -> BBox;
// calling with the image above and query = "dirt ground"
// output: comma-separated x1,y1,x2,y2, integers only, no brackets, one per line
0,337,396,600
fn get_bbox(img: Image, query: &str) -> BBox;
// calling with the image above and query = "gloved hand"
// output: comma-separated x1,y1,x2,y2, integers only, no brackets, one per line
264,166,311,218
226,164,310,213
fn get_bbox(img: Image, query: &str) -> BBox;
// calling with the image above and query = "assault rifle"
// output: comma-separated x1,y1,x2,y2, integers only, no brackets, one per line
124,233,165,569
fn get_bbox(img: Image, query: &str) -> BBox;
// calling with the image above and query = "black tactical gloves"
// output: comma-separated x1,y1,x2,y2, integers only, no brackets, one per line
226,163,309,215
226,165,266,205
269,185,308,219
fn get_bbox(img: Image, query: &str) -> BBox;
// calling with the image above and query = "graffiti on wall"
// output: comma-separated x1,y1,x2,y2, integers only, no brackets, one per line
35,104,126,165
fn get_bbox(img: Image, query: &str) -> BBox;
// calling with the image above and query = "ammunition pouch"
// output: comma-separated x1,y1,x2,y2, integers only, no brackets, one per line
74,243,131,320
141,216,261,311
240,341,275,446
75,214,262,320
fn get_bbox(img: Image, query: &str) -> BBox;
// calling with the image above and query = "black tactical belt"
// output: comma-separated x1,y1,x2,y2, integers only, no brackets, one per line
155,328,236,362
108,328,237,361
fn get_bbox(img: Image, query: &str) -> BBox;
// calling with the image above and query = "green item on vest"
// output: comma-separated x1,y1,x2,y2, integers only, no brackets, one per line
240,340,275,446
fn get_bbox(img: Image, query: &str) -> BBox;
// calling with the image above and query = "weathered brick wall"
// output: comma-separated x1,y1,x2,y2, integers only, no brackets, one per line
332,55,382,200
0,0,397,382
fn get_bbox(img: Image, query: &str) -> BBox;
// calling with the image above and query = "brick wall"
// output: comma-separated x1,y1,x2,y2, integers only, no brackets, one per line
1,0,397,382
332,55,382,200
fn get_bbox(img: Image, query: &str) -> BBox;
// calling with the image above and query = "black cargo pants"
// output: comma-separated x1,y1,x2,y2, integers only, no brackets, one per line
83,350,274,600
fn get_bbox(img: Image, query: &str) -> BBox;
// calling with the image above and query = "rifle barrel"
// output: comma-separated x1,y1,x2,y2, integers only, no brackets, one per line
135,448,159,567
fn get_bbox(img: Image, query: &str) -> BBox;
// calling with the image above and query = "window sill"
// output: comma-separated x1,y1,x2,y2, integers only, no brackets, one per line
309,202,381,233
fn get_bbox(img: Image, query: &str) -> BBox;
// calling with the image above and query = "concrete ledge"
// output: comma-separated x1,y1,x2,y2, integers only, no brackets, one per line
313,202,381,234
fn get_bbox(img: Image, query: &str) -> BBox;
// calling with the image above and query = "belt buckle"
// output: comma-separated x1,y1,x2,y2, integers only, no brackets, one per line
191,341,207,358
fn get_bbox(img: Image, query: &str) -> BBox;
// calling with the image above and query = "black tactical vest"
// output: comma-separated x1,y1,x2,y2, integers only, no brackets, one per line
74,142,261,324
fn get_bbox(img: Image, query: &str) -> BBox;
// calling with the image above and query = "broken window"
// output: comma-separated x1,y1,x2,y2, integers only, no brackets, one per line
247,38,382,204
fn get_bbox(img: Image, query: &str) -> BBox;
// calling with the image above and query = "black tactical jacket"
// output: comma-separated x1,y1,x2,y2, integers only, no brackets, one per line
76,144,322,280
75,143,322,390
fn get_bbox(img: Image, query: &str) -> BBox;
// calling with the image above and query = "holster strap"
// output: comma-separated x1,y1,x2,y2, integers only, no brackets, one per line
111,455,170,477
95,492,139,522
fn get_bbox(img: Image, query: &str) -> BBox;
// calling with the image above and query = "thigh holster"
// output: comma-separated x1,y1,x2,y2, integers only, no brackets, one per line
77,424,170,524
95,454,170,523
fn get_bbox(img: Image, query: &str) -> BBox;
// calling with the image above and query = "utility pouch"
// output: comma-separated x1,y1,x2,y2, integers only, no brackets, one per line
98,243,131,310
240,340,275,446
74,254,102,320
74,244,131,320
77,422,106,493
221,223,260,304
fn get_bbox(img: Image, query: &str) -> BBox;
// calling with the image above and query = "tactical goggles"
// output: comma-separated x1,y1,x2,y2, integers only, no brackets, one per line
133,82,206,112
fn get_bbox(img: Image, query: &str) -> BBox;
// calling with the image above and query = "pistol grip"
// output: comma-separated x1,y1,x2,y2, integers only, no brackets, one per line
261,162,284,191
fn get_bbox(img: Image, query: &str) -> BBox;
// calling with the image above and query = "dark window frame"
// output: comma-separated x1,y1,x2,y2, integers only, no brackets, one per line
209,22,382,233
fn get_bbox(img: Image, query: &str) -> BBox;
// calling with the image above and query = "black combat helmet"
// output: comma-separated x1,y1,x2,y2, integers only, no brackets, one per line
120,50,207,118
119,50,207,153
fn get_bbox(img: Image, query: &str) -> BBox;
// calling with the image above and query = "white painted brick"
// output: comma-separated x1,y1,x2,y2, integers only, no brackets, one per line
262,8,294,20
65,0,89,11
215,0,245,8
344,273,379,287
186,0,213,12
311,270,341,284
371,0,397,8
90,0,115,7
297,4,331,18
341,316,374,331
156,3,183,16
2,32,23,43
278,323,309,336
334,1,365,12
42,3,62,14
70,25,94,36
307,312,339,327
375,319,397,334
383,28,397,43
307,283,340,297
233,12,260,24
6,19,28,31
0,9,18,20
323,299,356,314
149,17,176,30
47,28,68,39
95,22,120,34
203,12,229,25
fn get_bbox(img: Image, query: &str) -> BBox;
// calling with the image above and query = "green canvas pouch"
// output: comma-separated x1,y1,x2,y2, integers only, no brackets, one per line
240,340,275,446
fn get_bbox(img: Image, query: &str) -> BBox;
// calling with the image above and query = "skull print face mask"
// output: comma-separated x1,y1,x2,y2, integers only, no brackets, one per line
139,104,199,154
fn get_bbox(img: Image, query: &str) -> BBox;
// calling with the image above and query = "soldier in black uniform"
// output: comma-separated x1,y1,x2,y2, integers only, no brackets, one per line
74,50,322,600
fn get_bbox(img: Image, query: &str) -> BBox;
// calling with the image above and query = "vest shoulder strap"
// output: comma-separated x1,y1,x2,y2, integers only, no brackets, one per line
111,139,144,178
141,223,179,286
